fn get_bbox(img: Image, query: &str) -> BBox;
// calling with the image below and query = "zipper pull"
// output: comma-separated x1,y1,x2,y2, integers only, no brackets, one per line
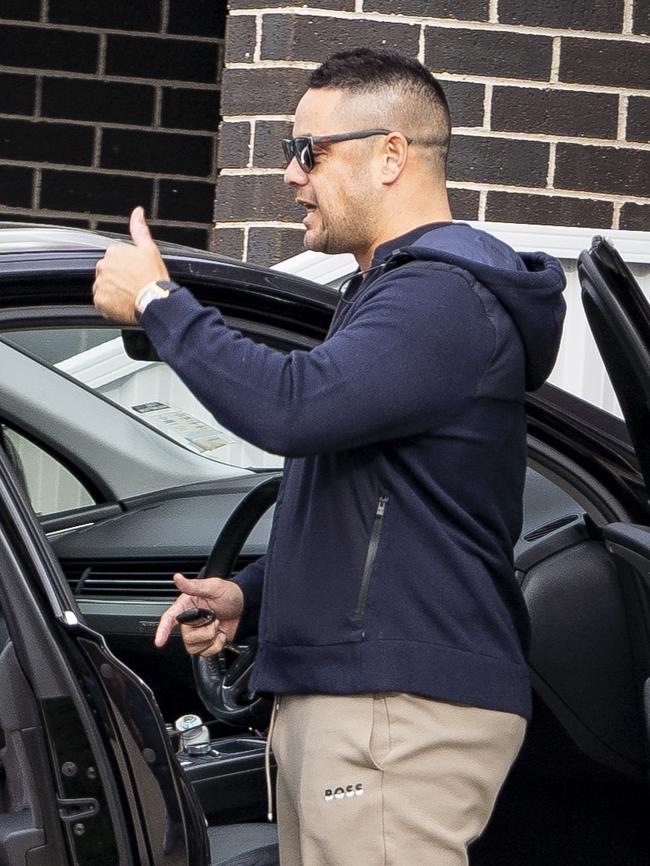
377,496,388,516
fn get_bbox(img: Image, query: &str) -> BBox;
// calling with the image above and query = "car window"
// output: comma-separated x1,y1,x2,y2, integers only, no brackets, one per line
0,423,95,516
2,327,283,473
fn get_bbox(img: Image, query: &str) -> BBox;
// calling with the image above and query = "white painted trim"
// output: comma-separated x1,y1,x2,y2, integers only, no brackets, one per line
272,223,650,284
471,222,650,262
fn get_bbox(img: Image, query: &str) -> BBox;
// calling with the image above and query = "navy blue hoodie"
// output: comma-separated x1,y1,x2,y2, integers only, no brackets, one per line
142,222,566,720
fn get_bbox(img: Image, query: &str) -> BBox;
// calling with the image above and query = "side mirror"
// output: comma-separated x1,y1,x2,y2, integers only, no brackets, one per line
121,329,161,362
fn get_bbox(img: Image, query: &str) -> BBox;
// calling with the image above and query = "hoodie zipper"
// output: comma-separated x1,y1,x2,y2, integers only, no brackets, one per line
354,496,388,621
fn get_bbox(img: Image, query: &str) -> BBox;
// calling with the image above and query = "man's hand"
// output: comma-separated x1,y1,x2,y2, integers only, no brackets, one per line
155,573,245,657
93,206,170,324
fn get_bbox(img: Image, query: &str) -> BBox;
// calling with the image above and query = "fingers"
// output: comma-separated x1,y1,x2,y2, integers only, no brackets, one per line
180,622,228,657
173,572,222,597
130,205,154,248
154,591,196,648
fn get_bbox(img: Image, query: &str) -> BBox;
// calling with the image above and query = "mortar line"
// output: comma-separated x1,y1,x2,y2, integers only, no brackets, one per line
254,14,263,63
418,24,425,63
478,190,487,219
97,32,107,76
623,0,634,34
92,128,102,168
550,36,561,83
612,201,623,228
483,84,493,130
33,76,43,119
546,141,557,188
488,0,499,23
617,94,629,140
161,0,170,33
248,120,256,168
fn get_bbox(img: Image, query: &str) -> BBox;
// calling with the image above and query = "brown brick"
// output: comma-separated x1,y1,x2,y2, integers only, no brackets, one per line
101,128,214,177
247,226,306,265
213,227,246,259
627,97,650,144
619,203,650,231
216,173,302,221
225,15,257,63
161,87,221,132
0,165,34,209
2,0,40,19
425,27,552,80
0,73,36,117
0,118,94,166
229,0,355,8
168,0,226,38
442,81,485,128
48,0,160,30
106,34,219,84
217,121,251,169
221,68,310,115
448,188,480,220
448,135,549,187
498,0,624,32
485,192,613,228
365,0,488,19
555,143,650,198
254,120,294,168
41,169,154,215
492,87,618,139
634,2,650,35
42,78,155,125
261,14,419,63
560,38,649,90
0,24,98,74
158,179,216,223
150,224,210,249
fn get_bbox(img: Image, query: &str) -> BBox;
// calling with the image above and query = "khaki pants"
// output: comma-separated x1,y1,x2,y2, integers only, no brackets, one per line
270,693,526,866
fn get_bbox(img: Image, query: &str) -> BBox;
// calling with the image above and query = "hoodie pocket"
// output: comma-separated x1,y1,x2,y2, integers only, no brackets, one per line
353,495,388,621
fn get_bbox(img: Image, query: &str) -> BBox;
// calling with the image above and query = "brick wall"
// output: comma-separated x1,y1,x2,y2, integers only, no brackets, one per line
216,0,650,265
0,1,225,249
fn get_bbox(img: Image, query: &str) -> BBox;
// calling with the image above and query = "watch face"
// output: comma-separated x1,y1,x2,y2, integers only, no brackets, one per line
156,280,181,292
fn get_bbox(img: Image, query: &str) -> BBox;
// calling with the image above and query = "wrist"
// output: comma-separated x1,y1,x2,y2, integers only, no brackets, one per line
135,279,181,317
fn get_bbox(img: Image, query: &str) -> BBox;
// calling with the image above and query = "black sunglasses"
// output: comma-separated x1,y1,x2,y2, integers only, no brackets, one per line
281,128,392,172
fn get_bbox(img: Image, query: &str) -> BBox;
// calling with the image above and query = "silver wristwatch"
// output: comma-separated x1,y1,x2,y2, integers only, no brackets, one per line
136,280,181,316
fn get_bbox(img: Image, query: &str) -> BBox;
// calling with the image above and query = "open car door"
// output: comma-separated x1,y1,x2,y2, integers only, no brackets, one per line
0,446,210,866
578,236,650,769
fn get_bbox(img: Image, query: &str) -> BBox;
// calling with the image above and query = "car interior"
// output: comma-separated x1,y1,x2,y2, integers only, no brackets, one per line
0,238,649,864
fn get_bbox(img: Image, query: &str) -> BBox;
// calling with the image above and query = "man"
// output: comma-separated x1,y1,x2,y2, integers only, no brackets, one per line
94,49,566,865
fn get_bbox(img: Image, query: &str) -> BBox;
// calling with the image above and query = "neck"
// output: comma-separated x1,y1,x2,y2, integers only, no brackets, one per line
355,197,452,270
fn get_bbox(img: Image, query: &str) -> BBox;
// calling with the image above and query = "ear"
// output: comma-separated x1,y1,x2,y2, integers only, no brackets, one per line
379,132,409,186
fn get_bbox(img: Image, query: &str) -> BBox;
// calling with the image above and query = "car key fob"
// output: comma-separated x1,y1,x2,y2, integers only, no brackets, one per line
176,607,216,627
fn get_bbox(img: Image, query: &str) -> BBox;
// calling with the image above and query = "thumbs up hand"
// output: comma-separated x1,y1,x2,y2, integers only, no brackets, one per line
93,206,170,324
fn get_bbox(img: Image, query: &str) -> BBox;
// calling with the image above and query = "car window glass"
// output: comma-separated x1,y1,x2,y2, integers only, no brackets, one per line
2,328,283,472
0,424,95,516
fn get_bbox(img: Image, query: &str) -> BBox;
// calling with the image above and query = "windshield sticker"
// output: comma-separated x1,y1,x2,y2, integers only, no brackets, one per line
132,403,235,452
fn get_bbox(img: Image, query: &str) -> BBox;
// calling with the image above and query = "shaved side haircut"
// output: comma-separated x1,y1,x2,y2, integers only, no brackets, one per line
309,48,452,176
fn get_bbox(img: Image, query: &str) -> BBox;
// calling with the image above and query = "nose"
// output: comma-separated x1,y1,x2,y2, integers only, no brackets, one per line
283,156,309,187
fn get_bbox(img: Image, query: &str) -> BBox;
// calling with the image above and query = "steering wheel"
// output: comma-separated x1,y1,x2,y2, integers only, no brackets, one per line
192,474,280,728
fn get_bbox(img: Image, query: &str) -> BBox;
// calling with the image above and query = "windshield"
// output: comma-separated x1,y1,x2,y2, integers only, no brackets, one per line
2,328,283,473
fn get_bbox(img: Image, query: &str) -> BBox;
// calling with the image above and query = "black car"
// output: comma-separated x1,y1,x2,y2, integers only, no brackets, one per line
0,224,648,866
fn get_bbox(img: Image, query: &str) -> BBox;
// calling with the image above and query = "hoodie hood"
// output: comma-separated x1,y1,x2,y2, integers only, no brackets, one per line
387,223,567,391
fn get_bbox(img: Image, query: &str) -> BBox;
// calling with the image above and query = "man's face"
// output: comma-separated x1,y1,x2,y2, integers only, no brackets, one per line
284,88,382,260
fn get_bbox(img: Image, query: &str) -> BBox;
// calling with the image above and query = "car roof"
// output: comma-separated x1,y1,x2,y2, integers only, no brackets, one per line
0,221,246,262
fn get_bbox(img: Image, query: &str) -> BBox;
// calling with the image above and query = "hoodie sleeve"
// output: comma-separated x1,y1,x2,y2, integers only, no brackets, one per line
140,263,495,457
231,555,266,640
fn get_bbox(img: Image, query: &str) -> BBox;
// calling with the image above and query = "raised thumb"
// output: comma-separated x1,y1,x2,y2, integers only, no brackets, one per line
129,206,154,247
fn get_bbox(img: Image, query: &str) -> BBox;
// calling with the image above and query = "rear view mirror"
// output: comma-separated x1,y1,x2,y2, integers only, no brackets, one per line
121,329,161,362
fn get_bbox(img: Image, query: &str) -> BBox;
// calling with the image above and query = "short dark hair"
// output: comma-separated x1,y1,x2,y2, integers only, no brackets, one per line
309,49,451,174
